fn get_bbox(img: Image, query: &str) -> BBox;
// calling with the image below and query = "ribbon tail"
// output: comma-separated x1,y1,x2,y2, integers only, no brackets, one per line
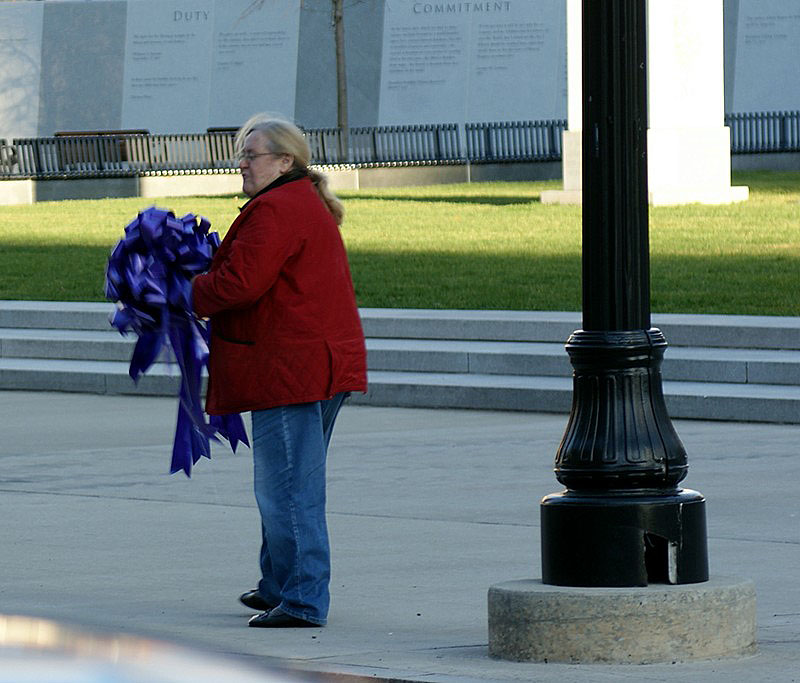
191,424,212,463
170,405,194,477
209,413,250,452
129,330,164,381
168,318,213,437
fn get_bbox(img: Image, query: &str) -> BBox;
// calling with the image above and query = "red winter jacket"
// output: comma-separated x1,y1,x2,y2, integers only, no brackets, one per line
192,174,367,415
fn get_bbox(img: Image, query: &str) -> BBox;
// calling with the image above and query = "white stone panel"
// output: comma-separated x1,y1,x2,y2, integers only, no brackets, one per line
378,0,565,126
733,0,800,112
379,0,471,125
466,0,564,122
121,1,215,132
0,3,44,140
209,0,300,127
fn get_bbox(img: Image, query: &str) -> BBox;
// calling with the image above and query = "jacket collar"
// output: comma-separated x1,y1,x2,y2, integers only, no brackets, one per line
239,168,308,212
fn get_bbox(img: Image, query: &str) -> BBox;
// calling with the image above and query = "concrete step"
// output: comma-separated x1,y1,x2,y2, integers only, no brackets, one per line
2,357,800,423
352,371,800,423
4,329,800,387
366,338,800,386
0,301,113,331
0,328,135,362
2,301,800,423
0,357,184,396
360,308,800,350
3,302,800,350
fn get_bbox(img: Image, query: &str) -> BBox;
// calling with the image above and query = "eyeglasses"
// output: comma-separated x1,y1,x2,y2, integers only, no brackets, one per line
237,151,280,163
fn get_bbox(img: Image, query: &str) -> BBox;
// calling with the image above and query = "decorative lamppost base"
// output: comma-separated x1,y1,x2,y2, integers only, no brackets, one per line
541,488,708,587
488,576,757,663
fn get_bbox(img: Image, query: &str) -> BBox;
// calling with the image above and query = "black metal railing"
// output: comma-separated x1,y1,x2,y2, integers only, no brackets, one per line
465,120,564,161
351,123,461,164
725,111,800,154
1,113,795,180
8,132,240,178
305,122,543,164
305,127,345,165
0,121,567,179
0,138,14,174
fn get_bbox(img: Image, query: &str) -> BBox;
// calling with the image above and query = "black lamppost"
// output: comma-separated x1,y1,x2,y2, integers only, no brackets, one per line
540,0,708,587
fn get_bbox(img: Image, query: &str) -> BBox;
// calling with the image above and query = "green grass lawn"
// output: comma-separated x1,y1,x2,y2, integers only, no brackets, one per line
1,170,798,314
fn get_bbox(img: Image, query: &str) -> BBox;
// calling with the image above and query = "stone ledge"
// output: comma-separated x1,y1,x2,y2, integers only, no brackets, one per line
540,186,751,206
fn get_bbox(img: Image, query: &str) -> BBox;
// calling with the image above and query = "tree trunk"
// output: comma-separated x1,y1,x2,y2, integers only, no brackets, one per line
333,0,349,161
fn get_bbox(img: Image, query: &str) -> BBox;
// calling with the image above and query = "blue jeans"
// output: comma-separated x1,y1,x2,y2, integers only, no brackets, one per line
251,393,347,625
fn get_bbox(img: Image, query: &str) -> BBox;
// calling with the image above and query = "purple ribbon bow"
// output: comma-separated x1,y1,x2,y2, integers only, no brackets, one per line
105,207,249,476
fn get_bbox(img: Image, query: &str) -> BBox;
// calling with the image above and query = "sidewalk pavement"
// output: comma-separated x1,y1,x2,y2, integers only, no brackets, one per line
0,390,798,682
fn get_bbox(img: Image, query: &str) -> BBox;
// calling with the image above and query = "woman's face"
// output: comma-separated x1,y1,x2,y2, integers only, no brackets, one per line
239,131,292,197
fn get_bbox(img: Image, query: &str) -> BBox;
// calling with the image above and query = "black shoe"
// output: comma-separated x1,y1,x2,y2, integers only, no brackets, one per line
248,609,321,628
239,590,275,611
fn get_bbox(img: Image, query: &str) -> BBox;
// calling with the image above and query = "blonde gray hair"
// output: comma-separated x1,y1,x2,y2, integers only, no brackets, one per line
236,113,344,224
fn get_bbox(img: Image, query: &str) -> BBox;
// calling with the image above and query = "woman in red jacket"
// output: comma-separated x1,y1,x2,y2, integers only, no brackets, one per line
192,114,367,628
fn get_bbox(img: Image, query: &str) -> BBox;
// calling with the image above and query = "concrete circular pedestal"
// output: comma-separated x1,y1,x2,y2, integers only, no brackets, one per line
488,576,756,664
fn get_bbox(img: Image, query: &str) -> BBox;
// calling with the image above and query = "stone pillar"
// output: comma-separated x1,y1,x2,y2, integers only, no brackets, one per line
542,0,748,206
548,0,583,203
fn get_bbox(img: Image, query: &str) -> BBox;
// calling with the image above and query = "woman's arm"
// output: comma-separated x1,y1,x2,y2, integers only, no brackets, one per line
193,204,300,317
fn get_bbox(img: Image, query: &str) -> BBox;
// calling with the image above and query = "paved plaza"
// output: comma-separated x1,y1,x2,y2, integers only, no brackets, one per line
0,390,798,681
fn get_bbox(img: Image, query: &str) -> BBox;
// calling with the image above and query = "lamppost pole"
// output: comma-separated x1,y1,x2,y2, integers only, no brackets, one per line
581,1,649,333
539,0,708,587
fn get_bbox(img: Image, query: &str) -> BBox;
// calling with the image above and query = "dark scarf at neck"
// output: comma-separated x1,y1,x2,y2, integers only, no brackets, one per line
239,168,308,212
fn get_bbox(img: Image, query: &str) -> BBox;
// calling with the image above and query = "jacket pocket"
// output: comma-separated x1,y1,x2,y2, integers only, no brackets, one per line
210,310,255,346
326,338,367,390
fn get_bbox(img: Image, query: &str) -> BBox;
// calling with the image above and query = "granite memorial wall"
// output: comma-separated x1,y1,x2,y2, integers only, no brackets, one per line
0,0,797,141
0,0,566,138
